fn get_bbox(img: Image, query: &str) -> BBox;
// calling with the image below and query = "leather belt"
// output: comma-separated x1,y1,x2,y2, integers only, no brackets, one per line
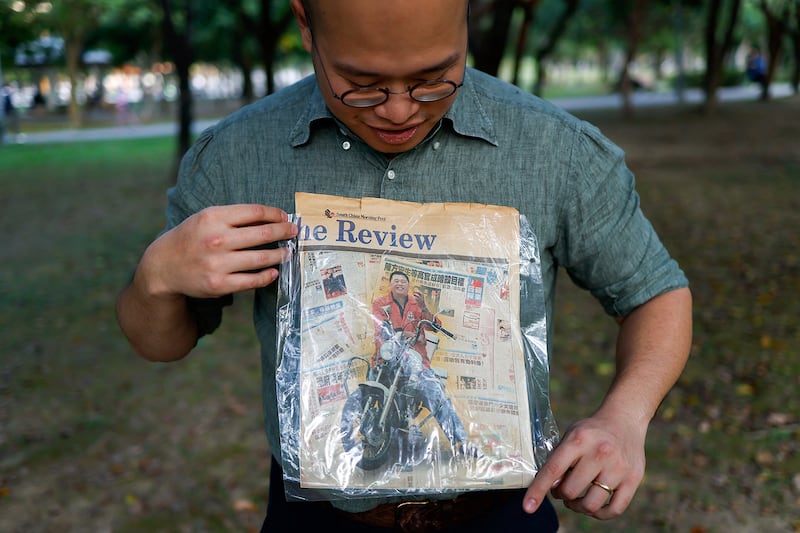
335,490,513,532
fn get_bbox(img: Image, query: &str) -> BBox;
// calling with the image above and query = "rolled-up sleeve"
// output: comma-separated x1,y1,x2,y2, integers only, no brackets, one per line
556,121,688,317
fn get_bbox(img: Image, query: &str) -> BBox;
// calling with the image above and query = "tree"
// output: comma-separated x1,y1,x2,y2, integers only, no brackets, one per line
469,0,518,76
703,0,743,114
45,0,115,128
792,0,800,92
160,0,195,161
1,2,41,144
218,0,258,102
256,0,297,96
530,0,580,96
0,1,41,62
616,0,650,117
757,0,784,100
753,0,800,99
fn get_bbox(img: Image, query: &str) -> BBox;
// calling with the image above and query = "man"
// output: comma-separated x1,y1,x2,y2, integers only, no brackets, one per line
370,271,469,453
116,0,692,531
2,84,20,143
372,271,435,367
746,47,768,99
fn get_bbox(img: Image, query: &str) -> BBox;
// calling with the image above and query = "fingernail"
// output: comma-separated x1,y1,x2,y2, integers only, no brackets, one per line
523,498,537,513
552,477,562,488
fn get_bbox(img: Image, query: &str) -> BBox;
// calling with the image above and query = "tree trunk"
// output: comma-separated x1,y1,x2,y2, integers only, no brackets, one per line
469,0,517,77
532,0,579,96
259,0,295,95
791,0,800,94
176,59,193,160
702,0,742,115
792,4,800,93
511,1,538,89
64,35,83,129
161,0,195,166
672,0,687,104
757,0,789,101
620,0,648,118
231,1,255,103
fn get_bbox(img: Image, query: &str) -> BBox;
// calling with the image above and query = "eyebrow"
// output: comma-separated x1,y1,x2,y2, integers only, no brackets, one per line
331,51,462,79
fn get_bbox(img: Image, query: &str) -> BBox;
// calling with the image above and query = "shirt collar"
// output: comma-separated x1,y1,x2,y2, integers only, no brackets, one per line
289,68,497,148
443,69,498,146
289,78,333,147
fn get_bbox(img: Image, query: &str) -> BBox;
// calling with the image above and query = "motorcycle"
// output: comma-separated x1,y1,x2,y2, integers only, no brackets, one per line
339,311,459,471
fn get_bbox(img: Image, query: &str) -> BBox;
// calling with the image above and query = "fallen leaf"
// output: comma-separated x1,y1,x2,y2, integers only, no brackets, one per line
755,450,774,466
594,362,614,377
233,498,257,512
766,412,792,426
759,335,772,349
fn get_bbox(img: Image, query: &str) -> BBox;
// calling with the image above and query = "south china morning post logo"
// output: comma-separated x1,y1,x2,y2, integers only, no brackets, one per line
298,208,438,251
324,207,385,222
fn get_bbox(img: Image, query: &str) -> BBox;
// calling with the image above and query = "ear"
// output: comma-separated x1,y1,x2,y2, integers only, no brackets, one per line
290,0,313,53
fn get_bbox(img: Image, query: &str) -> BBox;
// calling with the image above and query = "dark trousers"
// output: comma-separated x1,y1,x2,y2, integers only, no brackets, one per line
261,457,559,532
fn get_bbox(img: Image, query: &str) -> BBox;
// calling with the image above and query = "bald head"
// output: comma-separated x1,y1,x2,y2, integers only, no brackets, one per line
298,0,469,38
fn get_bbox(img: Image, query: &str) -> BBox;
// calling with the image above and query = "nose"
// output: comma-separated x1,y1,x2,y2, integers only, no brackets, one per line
372,92,419,124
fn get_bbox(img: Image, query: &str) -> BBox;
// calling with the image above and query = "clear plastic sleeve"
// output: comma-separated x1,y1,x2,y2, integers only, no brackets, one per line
276,194,559,502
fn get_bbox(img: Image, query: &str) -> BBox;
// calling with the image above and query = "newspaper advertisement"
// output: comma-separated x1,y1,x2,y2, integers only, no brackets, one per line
288,192,540,493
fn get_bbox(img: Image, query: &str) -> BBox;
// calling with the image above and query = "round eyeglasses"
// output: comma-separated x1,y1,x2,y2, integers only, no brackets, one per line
313,46,464,108
334,80,463,108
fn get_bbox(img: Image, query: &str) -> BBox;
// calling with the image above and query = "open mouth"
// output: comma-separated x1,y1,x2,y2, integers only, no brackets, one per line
374,126,418,145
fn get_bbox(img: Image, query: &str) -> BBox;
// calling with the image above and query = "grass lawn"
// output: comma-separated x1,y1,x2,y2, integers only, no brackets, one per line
1,97,798,532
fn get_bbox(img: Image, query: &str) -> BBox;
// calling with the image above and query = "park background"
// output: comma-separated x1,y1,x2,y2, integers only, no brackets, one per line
1,1,799,532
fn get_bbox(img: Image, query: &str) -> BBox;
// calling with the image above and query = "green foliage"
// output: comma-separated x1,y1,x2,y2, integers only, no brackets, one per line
0,1,40,54
87,1,161,65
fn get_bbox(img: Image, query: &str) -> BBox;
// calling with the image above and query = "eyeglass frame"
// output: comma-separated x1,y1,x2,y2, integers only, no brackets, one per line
311,43,465,109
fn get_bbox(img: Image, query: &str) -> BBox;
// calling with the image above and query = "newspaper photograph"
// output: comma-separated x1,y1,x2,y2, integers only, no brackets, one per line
289,192,540,492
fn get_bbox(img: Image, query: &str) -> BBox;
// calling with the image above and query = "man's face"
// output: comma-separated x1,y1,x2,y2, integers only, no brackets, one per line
295,0,468,155
389,274,410,298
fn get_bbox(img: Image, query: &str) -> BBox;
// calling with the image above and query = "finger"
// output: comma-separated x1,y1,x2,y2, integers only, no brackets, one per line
563,492,620,521
579,481,616,514
230,246,292,275
221,204,290,227
522,451,575,514
549,459,601,502
234,221,298,251
226,267,281,292
561,478,632,520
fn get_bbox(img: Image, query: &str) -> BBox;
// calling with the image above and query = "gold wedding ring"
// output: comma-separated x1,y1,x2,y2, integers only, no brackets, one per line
591,479,615,496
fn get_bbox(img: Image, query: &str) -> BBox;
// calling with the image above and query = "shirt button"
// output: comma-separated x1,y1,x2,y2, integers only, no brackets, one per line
342,141,351,150
387,170,396,180
433,141,441,150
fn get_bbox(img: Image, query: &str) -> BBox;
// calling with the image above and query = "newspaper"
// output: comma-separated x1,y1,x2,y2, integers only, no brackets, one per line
282,192,543,494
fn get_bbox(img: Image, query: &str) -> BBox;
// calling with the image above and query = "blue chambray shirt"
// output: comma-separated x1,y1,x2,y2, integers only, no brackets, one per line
165,67,688,510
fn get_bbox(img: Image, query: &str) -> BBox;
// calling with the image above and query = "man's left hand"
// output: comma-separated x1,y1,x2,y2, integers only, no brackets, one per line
522,412,646,520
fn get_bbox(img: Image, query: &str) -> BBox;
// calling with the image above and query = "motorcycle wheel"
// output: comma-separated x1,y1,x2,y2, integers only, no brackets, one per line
340,388,393,470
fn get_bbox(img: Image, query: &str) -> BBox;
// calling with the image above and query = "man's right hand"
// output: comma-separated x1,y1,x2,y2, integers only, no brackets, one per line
116,204,297,361
136,204,297,299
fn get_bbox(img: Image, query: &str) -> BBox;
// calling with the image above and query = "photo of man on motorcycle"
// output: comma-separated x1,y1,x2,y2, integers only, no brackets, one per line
368,271,474,460
340,268,482,472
